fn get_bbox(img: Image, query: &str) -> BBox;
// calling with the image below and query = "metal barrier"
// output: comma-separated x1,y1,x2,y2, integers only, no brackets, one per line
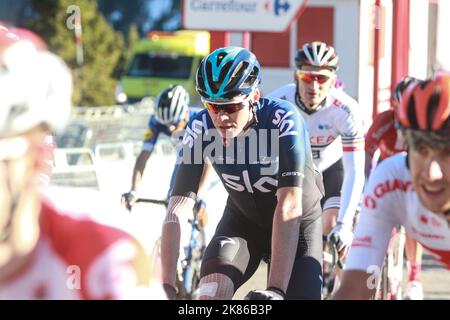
51,148,100,190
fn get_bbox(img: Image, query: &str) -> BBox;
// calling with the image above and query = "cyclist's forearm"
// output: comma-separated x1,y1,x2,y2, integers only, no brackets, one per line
197,161,213,198
338,150,365,225
269,214,300,292
161,195,196,287
131,150,151,190
161,223,181,287
364,151,374,180
268,188,302,292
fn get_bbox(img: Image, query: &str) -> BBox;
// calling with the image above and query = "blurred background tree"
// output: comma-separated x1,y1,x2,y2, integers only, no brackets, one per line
26,0,125,106
0,0,181,107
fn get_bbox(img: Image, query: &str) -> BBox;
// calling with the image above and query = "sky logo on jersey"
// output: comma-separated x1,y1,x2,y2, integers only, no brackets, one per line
222,170,278,193
272,108,298,137
181,113,208,148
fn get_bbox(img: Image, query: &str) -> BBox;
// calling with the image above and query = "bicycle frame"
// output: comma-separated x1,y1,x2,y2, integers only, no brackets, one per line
322,239,343,299
374,226,406,300
180,211,206,299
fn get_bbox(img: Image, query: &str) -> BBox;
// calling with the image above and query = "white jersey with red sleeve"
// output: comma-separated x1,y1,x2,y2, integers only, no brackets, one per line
0,198,165,299
346,153,450,272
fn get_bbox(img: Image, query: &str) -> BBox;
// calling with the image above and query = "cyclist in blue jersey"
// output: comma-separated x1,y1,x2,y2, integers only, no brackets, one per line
160,46,325,300
121,85,211,212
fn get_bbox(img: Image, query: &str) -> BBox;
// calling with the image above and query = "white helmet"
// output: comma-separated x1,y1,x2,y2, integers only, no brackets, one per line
0,27,72,138
154,85,189,125
295,41,339,71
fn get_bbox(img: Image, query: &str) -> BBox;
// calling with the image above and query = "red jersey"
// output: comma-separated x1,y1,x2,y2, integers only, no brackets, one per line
365,110,406,160
0,199,163,299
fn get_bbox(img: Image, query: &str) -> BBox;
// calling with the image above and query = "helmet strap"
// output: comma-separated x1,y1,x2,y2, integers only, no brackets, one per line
295,90,325,114
242,101,258,133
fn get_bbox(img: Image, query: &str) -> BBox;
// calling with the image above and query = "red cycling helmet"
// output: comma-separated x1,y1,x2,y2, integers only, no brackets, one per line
397,73,450,133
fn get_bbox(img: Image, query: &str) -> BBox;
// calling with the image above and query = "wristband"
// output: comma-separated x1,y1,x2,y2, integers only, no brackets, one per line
267,286,287,299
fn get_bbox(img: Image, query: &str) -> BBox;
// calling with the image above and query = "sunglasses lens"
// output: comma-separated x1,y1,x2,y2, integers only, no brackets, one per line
203,101,245,114
316,74,330,84
298,73,330,84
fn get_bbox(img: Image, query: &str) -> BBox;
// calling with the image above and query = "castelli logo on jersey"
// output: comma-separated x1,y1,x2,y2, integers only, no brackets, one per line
363,179,413,209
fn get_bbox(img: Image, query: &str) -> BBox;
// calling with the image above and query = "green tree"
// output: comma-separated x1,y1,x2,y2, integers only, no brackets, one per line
114,23,139,79
26,0,125,106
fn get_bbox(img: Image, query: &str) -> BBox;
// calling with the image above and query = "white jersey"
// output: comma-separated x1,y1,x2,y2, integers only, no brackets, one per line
346,153,450,271
268,84,366,226
267,84,365,172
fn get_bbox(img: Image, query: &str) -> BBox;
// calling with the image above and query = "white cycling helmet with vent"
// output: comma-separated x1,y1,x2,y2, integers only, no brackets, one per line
154,85,189,125
295,41,339,71
0,28,72,138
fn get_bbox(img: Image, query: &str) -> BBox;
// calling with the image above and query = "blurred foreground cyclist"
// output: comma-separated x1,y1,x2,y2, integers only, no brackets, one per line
0,26,162,299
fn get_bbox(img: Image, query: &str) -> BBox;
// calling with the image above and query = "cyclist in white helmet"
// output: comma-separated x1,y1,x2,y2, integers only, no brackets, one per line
122,84,212,212
268,41,366,260
0,26,160,299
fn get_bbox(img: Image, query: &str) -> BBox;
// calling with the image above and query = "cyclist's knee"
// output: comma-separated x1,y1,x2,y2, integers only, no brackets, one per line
200,257,245,291
197,273,234,300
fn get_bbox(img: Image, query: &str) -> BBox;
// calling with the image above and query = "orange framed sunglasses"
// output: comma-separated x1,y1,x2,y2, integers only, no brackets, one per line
297,71,331,84
202,98,249,114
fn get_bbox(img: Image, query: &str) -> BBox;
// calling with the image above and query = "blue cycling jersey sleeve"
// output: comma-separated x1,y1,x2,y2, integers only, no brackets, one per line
142,116,163,151
267,98,311,189
170,110,209,200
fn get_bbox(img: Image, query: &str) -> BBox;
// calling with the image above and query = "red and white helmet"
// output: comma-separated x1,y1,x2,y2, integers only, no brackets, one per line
0,26,72,138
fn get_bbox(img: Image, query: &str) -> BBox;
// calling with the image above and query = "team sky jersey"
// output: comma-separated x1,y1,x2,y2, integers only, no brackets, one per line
142,107,202,152
268,84,366,226
172,98,324,228
0,199,163,299
365,109,406,160
346,153,450,271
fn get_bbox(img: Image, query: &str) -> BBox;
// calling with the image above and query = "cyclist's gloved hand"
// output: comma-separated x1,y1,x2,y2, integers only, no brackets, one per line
194,196,206,212
328,222,354,254
244,287,286,300
163,283,178,300
121,190,137,211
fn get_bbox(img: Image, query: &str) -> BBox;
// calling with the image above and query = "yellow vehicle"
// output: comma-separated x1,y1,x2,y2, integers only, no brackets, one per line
116,30,210,105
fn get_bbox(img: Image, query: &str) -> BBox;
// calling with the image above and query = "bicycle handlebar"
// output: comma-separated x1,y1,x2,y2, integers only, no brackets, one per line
326,236,344,270
136,198,169,206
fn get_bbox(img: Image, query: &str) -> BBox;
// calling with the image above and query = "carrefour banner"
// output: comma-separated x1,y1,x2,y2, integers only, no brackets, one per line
183,0,307,32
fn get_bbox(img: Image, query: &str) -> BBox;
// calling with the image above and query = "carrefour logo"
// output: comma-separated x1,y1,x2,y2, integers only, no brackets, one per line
190,0,258,12
264,0,291,16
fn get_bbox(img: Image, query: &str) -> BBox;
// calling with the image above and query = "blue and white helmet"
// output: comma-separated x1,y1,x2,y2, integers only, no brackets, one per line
154,85,189,125
195,46,261,101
